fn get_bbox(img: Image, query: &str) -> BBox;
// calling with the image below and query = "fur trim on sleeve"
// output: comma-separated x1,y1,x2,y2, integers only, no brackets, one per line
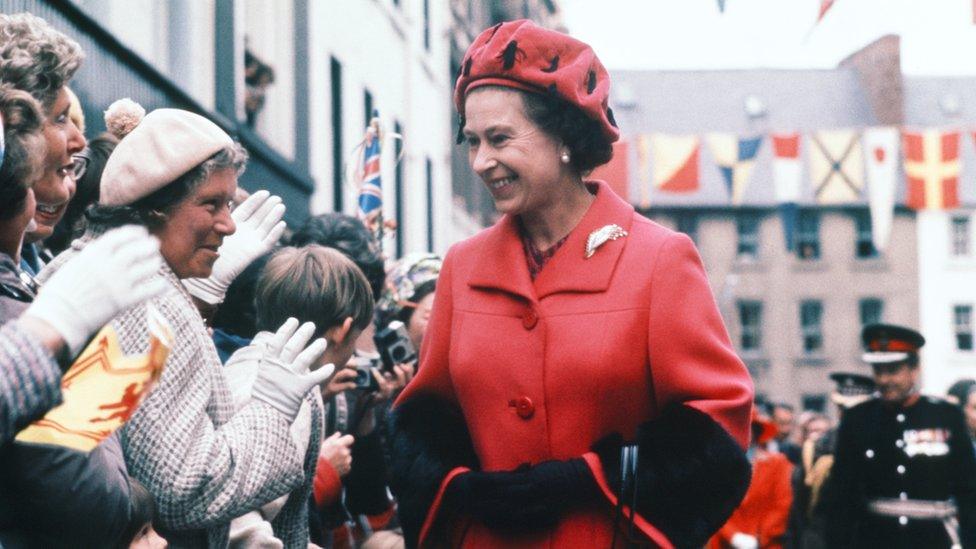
593,403,751,548
388,395,479,548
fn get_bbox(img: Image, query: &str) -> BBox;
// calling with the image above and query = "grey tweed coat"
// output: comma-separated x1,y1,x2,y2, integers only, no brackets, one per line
41,232,306,548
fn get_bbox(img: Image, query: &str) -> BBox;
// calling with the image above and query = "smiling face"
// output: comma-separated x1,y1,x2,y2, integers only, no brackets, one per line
29,87,85,241
872,361,920,405
152,168,237,279
462,87,571,218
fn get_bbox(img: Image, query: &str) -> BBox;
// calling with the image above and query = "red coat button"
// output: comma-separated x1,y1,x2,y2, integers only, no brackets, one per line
522,309,538,330
515,396,535,419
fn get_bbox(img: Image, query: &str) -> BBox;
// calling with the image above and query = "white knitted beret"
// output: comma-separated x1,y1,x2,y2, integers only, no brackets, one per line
99,108,234,206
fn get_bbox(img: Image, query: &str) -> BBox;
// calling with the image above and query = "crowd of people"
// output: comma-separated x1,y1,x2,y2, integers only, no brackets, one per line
6,10,972,549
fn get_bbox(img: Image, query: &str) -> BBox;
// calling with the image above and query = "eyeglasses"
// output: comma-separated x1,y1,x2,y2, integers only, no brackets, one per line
71,151,90,180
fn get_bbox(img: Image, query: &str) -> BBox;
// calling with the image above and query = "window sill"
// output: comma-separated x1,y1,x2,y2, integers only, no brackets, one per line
849,257,889,272
733,258,768,273
794,355,829,367
791,260,828,273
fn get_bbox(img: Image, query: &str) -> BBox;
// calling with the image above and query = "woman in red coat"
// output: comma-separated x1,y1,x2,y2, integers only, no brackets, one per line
390,19,754,549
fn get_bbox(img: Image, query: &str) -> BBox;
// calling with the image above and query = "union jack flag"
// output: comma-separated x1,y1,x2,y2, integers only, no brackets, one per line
357,110,382,223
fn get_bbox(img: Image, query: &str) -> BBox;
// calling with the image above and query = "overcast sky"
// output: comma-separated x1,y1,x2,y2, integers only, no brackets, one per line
560,0,976,75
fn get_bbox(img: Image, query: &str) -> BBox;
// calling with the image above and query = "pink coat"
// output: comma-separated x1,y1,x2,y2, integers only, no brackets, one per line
396,181,753,548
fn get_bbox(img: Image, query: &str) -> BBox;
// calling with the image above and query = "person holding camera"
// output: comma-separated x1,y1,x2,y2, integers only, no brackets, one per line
389,19,753,549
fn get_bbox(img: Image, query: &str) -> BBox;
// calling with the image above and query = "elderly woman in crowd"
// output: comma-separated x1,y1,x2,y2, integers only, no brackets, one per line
0,13,86,277
40,103,331,547
390,20,753,549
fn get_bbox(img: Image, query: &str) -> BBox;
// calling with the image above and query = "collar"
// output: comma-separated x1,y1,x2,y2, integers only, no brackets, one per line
467,180,634,302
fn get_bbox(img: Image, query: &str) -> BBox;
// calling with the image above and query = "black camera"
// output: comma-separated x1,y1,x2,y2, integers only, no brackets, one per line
352,355,381,392
374,320,418,371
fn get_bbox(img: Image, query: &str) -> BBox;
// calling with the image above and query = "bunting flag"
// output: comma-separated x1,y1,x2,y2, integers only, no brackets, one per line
863,127,899,251
636,134,652,209
356,110,383,227
650,133,700,194
717,0,726,13
809,130,864,204
903,129,960,210
818,0,835,22
772,133,801,250
707,133,763,205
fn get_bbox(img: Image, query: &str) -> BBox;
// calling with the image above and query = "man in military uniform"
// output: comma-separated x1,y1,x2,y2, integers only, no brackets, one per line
823,324,976,548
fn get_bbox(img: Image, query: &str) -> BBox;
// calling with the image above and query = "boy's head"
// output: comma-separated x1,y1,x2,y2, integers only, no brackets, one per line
256,245,374,367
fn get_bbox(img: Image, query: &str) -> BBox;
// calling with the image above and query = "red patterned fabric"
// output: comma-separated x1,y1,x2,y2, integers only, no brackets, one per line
519,226,569,280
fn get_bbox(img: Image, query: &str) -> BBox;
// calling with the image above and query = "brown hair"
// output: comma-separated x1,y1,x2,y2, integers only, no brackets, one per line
0,85,45,220
256,245,374,337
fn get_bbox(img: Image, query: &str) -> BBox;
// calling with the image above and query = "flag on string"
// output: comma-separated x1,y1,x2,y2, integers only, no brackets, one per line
772,133,801,250
357,110,383,226
636,134,652,209
863,127,899,251
903,129,960,210
707,133,763,205
716,0,726,13
818,0,835,22
650,133,700,194
809,129,864,204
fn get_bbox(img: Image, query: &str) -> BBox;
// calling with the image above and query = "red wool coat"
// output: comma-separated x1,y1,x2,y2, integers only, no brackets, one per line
396,181,753,548
707,451,793,549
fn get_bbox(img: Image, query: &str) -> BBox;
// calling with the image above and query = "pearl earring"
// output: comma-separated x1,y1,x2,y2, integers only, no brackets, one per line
560,151,571,164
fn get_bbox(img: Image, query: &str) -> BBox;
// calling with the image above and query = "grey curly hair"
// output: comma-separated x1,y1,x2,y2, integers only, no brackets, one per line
0,13,84,109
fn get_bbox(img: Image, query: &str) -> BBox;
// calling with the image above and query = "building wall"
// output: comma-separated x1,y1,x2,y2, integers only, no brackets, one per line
918,209,976,394
309,0,453,256
651,207,919,417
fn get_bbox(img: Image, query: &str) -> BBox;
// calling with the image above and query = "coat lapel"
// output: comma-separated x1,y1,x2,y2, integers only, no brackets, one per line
467,181,635,302
533,181,635,299
467,214,537,303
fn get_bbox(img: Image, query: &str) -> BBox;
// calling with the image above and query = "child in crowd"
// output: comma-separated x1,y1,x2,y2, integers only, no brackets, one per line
223,244,374,547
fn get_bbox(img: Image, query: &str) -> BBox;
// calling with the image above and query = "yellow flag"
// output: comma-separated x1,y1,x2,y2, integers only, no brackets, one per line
16,306,172,452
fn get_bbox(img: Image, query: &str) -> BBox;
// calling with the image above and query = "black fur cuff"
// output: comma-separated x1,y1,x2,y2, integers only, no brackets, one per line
388,395,479,548
593,403,751,548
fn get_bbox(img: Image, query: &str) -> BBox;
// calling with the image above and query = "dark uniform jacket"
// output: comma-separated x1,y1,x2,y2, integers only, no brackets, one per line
822,395,976,548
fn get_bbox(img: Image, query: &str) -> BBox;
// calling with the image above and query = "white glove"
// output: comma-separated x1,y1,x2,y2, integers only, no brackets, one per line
183,190,286,304
252,318,335,421
24,226,168,356
730,533,759,549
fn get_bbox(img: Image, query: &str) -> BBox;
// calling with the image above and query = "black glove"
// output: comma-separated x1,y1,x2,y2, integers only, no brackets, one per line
444,458,599,532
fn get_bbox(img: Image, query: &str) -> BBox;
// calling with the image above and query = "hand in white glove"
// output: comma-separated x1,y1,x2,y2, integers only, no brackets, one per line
183,190,286,304
730,532,759,549
252,318,335,421
24,226,168,356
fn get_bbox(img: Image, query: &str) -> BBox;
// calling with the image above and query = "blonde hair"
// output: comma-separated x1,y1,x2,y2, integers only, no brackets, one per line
256,245,375,337
0,13,84,109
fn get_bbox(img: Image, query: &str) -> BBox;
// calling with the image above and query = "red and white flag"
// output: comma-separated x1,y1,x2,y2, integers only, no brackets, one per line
863,127,899,252
903,129,960,210
772,133,802,203
650,134,700,194
818,0,835,23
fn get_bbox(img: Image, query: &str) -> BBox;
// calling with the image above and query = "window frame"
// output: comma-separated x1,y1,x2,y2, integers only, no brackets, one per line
736,212,760,260
800,300,824,355
955,304,974,352
796,210,821,260
951,216,971,257
737,300,763,353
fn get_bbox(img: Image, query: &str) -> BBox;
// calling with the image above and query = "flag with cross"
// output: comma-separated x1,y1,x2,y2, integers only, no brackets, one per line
810,129,864,204
903,129,960,210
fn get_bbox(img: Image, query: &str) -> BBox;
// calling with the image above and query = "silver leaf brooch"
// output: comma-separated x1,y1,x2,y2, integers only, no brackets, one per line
585,224,628,259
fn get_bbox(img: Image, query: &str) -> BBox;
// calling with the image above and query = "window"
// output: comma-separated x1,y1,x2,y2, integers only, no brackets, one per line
796,211,820,260
423,0,431,50
854,211,877,259
801,394,827,413
952,216,970,257
395,121,404,258
955,305,973,351
736,213,760,260
330,57,344,212
676,213,698,246
859,298,883,328
737,301,762,352
426,157,434,251
364,88,374,130
800,300,823,354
